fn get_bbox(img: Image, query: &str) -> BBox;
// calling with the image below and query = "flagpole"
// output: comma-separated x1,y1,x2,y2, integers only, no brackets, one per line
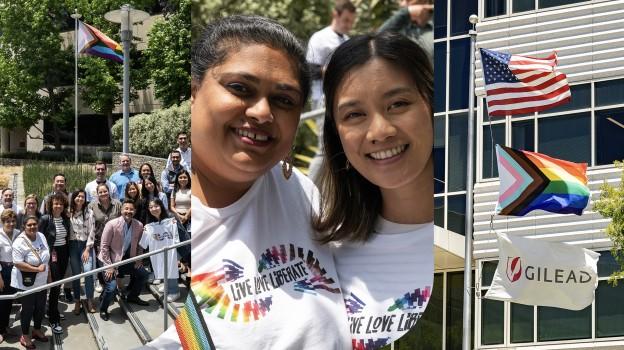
71,9,81,164
462,14,479,350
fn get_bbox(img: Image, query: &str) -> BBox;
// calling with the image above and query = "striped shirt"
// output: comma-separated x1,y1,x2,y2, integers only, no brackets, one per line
53,217,67,246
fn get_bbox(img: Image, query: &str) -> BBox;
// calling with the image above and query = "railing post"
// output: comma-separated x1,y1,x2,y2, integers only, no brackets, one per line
163,245,169,331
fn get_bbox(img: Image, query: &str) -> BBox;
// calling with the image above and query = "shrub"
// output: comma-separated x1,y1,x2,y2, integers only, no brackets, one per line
111,100,190,159
23,162,93,201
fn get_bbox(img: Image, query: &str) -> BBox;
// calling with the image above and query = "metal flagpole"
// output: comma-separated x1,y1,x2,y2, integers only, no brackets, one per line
71,10,81,164
121,4,131,154
462,14,479,350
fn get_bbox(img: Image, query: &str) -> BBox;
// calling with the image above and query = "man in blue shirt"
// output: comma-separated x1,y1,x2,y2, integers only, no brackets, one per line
109,154,140,200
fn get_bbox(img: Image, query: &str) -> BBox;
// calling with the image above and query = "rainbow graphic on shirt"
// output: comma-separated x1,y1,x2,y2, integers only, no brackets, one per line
387,286,432,312
352,338,391,350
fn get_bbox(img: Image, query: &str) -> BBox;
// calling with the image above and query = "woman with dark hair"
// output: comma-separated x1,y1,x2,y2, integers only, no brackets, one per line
170,169,191,231
0,209,19,344
125,181,146,224
68,189,97,314
140,176,168,213
314,31,434,347
39,192,71,335
140,199,182,302
12,215,49,349
145,15,353,349
139,163,156,182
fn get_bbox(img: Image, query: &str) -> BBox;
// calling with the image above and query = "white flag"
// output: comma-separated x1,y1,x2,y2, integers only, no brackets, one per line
484,232,599,310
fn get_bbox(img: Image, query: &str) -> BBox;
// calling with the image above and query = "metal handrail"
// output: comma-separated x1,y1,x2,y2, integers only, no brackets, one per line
0,239,189,300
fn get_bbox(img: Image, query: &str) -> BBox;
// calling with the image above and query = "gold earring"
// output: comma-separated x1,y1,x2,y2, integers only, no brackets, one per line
282,153,293,180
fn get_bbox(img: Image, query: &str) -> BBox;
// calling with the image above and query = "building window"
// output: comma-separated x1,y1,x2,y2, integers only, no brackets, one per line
434,197,445,228
545,83,590,114
434,42,447,113
595,78,624,107
434,116,446,194
512,119,534,151
485,0,506,17
595,107,624,166
537,305,591,341
450,0,478,36
447,194,466,236
513,0,536,13
595,281,624,338
447,271,474,350
510,303,534,343
448,113,468,191
481,291,504,344
538,112,591,164
482,123,505,179
539,0,591,10
449,38,471,111
434,0,447,39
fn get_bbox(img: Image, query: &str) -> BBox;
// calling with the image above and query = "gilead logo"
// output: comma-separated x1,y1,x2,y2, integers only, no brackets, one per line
507,257,522,282
505,256,593,284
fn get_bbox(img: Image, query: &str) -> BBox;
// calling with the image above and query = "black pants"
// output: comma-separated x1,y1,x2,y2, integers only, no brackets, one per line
20,290,46,335
48,244,69,324
0,263,16,333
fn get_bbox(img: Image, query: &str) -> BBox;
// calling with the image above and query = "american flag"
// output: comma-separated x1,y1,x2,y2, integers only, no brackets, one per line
480,48,571,117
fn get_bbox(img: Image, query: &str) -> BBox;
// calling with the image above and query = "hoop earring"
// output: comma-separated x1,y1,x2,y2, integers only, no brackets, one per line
345,159,351,171
282,153,293,180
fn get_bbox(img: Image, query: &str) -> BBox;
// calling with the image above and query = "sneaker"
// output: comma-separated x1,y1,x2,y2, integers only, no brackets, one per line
64,290,74,303
166,293,180,303
50,323,63,334
95,281,103,293
151,279,162,285
158,285,165,293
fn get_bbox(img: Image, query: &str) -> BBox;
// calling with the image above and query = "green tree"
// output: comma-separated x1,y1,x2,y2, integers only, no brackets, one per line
594,161,624,283
0,0,74,149
144,0,191,107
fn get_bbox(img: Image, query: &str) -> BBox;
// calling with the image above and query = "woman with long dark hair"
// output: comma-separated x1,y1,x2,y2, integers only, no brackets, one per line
68,189,97,314
170,169,191,231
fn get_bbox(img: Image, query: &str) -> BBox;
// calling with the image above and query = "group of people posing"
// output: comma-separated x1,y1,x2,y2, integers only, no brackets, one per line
0,136,192,349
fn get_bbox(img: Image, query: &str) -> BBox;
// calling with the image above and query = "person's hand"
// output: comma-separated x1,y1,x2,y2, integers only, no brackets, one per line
37,264,46,273
82,249,90,264
0,276,4,291
408,4,433,26
105,269,115,281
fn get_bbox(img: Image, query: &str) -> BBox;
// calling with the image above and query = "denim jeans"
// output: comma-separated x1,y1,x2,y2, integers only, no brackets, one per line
100,258,149,313
166,278,179,295
69,240,94,299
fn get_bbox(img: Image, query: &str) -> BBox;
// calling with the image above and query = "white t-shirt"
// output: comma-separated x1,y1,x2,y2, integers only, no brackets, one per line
332,218,434,349
140,218,180,280
85,180,119,203
0,229,19,264
144,165,351,350
11,232,50,290
306,26,349,104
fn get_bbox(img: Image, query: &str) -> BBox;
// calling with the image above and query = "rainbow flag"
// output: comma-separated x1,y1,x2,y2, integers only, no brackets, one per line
77,21,123,63
175,291,214,350
495,144,589,216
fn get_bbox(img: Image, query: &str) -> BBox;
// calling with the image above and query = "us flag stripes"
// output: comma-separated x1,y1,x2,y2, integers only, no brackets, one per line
480,48,571,116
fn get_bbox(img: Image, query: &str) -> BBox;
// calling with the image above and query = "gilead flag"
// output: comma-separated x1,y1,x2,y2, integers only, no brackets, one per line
485,232,599,310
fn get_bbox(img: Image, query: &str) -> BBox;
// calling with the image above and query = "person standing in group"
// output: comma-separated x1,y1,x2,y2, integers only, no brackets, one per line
88,184,122,294
165,132,191,171
0,209,19,344
39,174,68,214
1,189,22,216
68,189,97,315
126,182,147,224
85,161,119,203
38,193,71,335
11,216,50,349
17,194,41,232
161,150,185,208
109,154,140,201
170,169,191,232
98,200,149,321
306,0,357,181
379,0,433,59
140,198,184,302
138,163,156,184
